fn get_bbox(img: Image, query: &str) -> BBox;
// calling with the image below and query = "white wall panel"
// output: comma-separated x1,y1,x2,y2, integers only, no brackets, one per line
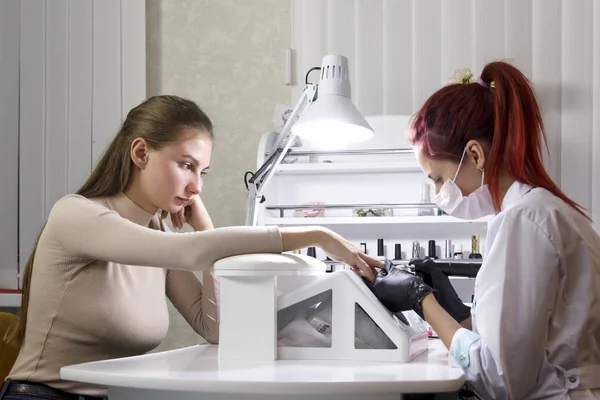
68,0,93,192
532,0,562,186
354,0,384,115
472,0,505,74
440,0,472,87
382,0,412,114
0,0,145,289
0,1,20,288
592,0,600,225
292,0,600,225
325,0,355,88
505,0,532,78
20,0,46,271
291,0,327,101
92,0,122,165
46,0,69,217
121,0,146,119
412,0,441,110
561,0,593,211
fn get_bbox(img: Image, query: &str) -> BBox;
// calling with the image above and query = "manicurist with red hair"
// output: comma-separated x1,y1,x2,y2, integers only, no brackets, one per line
374,61,600,399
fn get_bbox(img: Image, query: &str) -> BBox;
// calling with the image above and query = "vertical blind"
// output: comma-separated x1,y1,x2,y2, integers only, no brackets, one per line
291,0,600,224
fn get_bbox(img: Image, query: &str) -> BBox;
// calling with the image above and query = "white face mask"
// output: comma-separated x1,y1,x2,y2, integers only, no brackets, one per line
432,147,496,220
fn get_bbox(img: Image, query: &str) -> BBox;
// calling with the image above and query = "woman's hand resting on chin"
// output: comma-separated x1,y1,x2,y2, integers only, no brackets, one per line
161,195,214,232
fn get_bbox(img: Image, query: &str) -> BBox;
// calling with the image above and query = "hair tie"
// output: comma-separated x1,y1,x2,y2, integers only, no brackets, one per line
476,77,490,89
448,68,494,89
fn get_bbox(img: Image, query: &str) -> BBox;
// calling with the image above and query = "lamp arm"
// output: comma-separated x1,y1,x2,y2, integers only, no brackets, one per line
254,84,316,189
245,84,317,226
270,85,316,151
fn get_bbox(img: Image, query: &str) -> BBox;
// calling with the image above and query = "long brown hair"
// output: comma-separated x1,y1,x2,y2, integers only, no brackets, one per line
10,95,214,345
407,61,588,218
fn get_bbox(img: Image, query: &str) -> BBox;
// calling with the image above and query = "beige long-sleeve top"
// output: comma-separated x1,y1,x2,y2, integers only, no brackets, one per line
7,193,282,397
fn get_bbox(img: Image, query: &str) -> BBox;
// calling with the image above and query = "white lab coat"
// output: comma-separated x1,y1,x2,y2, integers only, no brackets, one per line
449,181,600,399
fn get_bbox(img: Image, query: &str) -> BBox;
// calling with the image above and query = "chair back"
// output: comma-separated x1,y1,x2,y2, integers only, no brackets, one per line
0,312,20,382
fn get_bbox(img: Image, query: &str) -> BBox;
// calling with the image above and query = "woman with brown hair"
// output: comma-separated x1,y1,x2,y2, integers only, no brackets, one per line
1,95,380,400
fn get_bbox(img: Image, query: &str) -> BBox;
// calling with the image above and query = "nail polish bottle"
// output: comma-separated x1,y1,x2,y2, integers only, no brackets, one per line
307,247,317,258
393,244,402,260
376,238,385,261
469,234,483,259
412,240,420,259
444,239,452,259
428,240,437,259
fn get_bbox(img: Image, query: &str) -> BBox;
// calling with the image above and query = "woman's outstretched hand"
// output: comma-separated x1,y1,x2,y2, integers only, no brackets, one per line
319,229,383,282
280,227,383,282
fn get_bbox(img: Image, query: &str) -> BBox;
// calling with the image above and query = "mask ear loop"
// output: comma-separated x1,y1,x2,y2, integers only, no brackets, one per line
453,147,468,182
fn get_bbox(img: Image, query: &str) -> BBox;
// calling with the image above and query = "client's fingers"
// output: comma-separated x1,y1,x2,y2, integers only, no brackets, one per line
355,257,375,283
358,252,385,272
178,208,186,228
171,212,182,229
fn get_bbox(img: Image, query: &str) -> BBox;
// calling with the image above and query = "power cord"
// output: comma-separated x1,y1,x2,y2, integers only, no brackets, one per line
305,66,321,84
243,171,254,191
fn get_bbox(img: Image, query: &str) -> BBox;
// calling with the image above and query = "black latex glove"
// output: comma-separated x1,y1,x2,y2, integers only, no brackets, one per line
371,260,437,318
410,258,472,323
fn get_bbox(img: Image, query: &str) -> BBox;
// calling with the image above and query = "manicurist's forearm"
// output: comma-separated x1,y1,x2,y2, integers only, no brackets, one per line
460,316,472,330
421,293,463,349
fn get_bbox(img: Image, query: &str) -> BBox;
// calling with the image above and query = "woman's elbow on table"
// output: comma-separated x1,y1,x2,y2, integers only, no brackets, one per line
194,316,219,344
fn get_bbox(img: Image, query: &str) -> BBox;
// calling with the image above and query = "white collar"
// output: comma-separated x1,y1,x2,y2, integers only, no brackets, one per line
501,181,534,211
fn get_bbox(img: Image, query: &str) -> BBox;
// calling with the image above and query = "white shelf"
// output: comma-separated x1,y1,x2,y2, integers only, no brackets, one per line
275,161,421,175
264,215,490,226
0,293,21,307
263,215,490,239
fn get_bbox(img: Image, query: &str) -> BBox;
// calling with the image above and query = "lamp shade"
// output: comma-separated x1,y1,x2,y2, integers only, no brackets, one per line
291,55,374,145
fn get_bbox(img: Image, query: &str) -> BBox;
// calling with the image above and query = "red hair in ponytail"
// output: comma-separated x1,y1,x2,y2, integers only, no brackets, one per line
407,61,589,219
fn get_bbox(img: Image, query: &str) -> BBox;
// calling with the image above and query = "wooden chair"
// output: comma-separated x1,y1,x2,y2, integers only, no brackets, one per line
0,312,20,382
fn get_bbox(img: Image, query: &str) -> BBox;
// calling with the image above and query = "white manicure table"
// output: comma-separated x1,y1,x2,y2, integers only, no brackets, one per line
61,255,465,399
60,339,464,400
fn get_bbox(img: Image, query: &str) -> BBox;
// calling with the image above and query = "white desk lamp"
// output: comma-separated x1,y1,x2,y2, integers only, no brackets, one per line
245,54,374,226
226,66,429,363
